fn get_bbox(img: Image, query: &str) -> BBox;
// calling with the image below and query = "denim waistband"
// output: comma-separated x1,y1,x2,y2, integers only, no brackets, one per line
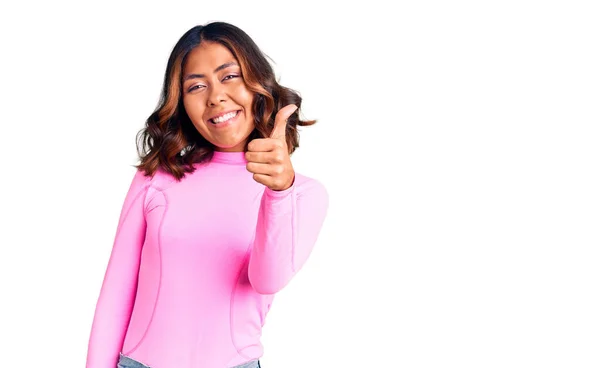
118,352,261,368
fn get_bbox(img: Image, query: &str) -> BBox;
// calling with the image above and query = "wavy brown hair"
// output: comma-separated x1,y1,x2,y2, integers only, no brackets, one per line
135,21,317,181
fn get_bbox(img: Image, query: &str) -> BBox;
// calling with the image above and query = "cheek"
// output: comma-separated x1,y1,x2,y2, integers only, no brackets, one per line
233,85,254,106
183,96,206,121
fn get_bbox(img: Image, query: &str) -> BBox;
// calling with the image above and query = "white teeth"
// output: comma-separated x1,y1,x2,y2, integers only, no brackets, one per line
211,111,238,124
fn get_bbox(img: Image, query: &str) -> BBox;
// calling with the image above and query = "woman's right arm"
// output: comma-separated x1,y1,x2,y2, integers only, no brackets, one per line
85,169,150,368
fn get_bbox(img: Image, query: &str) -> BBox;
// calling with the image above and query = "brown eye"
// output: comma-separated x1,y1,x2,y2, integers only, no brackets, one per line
188,85,205,92
223,74,238,81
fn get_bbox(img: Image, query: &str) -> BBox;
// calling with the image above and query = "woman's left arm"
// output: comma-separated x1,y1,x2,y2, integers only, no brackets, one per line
248,175,329,294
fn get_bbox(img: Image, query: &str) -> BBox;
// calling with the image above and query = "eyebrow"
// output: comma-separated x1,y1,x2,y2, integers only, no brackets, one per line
183,62,239,82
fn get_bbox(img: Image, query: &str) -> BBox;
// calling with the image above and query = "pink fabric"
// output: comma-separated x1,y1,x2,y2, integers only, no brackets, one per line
86,151,328,368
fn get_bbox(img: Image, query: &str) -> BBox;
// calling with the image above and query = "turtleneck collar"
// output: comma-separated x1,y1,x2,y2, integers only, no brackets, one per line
209,150,248,165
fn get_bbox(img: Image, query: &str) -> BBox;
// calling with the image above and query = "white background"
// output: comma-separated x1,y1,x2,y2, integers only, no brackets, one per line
0,1,599,367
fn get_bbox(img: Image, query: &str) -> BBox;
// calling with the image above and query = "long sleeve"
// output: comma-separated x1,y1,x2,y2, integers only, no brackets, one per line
86,169,150,368
248,175,329,295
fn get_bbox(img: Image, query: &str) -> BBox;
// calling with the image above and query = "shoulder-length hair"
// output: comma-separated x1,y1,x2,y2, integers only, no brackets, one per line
135,21,317,181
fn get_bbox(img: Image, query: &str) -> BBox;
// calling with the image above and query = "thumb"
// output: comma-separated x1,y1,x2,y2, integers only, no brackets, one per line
270,104,298,140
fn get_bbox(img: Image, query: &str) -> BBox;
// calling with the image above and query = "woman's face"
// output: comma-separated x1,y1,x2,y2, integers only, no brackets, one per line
182,41,255,152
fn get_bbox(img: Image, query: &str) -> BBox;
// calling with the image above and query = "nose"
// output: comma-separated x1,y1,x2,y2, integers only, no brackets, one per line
207,84,227,106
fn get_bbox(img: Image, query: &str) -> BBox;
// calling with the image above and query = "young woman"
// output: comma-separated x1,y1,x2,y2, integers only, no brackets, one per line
85,21,329,368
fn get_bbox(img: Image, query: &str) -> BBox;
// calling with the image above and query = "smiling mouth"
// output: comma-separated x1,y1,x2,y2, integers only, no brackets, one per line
209,110,241,125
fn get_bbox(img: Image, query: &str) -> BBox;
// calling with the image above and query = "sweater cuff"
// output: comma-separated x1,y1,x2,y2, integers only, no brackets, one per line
264,175,296,198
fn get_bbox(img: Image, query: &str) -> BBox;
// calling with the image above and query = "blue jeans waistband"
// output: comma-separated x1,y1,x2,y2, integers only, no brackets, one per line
118,352,261,368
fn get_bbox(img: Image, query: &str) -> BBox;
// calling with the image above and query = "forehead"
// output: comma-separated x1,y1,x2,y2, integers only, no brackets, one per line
184,42,238,72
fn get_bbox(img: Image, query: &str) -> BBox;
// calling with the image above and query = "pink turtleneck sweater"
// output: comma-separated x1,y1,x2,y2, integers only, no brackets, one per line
85,151,329,368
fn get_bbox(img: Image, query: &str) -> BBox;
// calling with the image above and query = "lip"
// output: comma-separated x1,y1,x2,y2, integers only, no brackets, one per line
208,109,241,122
208,110,241,129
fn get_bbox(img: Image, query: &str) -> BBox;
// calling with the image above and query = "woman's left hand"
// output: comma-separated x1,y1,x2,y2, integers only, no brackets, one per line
245,104,298,191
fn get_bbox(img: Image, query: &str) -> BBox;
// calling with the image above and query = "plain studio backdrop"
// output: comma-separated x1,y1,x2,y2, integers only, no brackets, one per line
0,1,598,367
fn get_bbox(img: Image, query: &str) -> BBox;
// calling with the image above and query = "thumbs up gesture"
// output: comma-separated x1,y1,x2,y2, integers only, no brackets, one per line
245,104,298,191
